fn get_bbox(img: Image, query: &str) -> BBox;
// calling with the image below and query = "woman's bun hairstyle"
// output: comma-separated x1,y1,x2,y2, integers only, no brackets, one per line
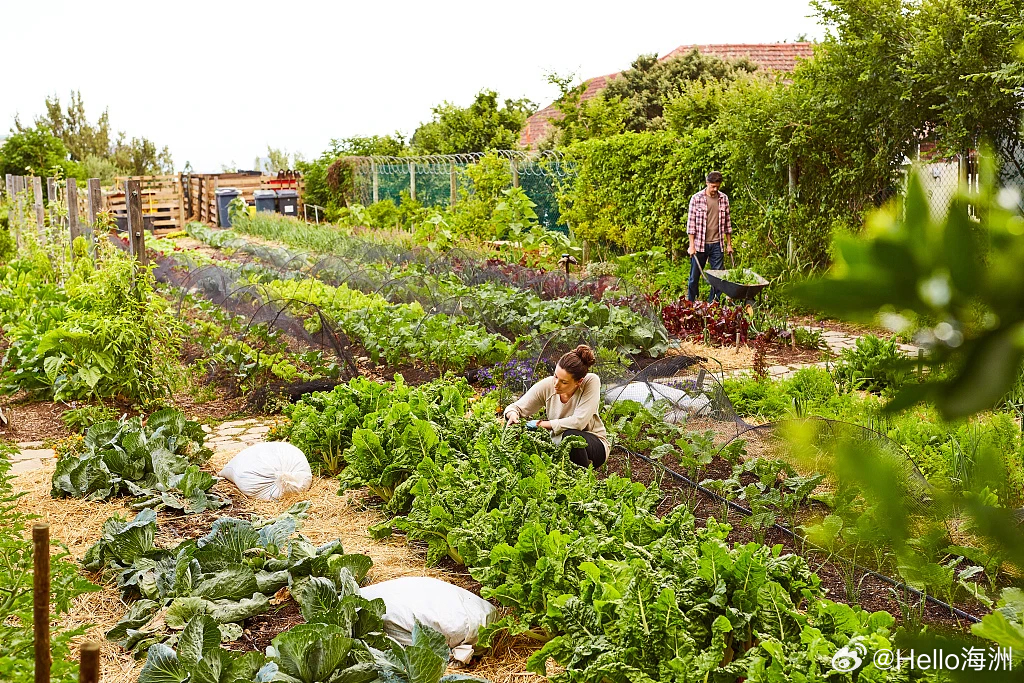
558,344,596,381
574,344,596,368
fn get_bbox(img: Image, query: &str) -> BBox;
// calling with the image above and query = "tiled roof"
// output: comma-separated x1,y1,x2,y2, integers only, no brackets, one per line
520,43,815,147
661,42,815,72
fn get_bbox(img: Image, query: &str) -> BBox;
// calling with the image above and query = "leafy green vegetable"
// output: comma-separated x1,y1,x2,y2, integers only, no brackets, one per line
51,408,223,512
713,267,765,286
97,503,376,658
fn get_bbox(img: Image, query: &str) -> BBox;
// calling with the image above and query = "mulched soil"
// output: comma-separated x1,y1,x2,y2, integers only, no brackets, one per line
1,393,74,443
231,600,304,653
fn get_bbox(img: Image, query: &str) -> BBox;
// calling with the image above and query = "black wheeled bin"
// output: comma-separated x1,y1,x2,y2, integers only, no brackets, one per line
277,189,299,217
215,187,241,227
254,189,277,213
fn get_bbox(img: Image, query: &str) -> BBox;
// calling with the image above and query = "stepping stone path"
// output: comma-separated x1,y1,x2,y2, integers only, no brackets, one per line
7,441,54,475
720,328,920,382
5,418,280,474
199,418,278,455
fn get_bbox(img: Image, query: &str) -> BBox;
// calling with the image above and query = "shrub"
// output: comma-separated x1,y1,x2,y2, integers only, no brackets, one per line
833,334,911,395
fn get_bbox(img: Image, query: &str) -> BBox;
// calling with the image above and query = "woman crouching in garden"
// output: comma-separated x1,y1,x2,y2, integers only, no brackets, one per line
502,344,609,468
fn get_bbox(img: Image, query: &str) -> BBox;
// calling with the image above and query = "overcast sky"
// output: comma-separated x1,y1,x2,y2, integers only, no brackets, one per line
2,0,824,173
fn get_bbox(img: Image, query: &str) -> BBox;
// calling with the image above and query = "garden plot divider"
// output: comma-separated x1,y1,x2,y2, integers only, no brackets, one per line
4,173,106,252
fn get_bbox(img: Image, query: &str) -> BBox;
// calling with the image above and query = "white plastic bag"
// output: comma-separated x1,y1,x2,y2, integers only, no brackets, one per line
218,442,312,500
359,576,496,663
605,381,711,421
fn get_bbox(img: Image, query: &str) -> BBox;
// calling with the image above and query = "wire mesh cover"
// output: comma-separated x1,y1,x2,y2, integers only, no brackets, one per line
723,417,933,507
149,249,359,404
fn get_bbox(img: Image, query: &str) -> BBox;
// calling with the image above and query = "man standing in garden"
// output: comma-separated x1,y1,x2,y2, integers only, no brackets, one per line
686,171,733,302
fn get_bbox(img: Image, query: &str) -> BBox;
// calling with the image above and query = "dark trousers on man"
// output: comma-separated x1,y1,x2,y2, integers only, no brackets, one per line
687,241,724,302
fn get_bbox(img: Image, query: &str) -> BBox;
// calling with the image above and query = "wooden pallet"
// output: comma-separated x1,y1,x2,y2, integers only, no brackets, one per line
110,173,306,229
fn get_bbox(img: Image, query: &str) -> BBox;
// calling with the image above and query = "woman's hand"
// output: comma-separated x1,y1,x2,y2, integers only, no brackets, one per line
504,412,520,425
537,420,552,430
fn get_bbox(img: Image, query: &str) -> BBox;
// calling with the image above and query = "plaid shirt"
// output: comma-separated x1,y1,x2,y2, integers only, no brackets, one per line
686,189,732,252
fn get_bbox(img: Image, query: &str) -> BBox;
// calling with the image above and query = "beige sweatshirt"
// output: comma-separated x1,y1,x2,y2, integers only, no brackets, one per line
503,373,609,455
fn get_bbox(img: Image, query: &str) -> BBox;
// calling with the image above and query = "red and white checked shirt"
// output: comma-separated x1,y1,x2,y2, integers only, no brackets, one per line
686,189,732,252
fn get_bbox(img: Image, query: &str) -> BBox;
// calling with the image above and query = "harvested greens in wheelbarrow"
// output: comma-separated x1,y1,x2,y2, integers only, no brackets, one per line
704,267,769,300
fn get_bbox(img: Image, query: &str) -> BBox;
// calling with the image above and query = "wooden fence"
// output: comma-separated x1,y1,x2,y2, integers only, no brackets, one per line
107,172,304,233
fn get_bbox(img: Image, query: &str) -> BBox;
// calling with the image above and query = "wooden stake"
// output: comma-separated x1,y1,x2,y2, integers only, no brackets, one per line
78,642,100,683
511,160,519,188
67,178,82,246
86,179,102,228
46,177,57,225
371,162,379,204
4,174,12,230
32,177,45,229
449,163,457,206
33,523,50,683
408,162,416,202
125,179,147,266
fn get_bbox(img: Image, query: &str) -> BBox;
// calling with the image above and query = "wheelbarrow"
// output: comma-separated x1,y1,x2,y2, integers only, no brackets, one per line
692,252,770,301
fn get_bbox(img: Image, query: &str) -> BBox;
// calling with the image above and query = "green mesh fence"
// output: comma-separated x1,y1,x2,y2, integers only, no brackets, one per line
348,152,573,233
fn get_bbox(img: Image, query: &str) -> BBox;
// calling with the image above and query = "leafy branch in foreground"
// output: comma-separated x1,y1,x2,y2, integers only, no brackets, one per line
791,162,1024,419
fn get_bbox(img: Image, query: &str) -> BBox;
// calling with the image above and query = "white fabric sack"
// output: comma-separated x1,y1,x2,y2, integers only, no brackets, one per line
359,576,496,663
604,381,712,421
218,442,312,500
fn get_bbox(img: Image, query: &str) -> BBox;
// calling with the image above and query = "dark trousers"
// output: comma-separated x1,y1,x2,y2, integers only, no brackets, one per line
563,429,607,468
687,241,724,302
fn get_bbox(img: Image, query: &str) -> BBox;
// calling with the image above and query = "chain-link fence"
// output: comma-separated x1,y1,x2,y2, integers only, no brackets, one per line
345,151,576,233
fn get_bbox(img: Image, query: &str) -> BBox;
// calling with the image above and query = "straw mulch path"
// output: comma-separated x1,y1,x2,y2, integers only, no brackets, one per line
12,448,548,683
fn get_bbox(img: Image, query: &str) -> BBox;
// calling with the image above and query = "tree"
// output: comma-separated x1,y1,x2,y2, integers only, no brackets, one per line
411,90,536,154
909,0,1024,170
110,134,173,176
0,126,76,178
602,50,757,133
25,91,173,176
34,90,111,161
547,51,756,145
330,134,407,157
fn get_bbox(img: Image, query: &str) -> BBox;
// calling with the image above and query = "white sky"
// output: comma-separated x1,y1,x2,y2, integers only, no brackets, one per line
1,0,824,173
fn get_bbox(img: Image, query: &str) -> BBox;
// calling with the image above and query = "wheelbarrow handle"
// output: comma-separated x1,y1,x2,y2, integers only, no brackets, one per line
690,251,706,277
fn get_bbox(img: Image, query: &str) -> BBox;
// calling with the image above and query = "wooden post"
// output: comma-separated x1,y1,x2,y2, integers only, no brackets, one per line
176,173,185,230
32,177,45,229
67,178,82,246
78,642,100,683
46,177,57,226
408,162,416,202
449,163,457,206
787,164,797,198
371,162,379,204
125,179,147,266
12,176,24,248
86,179,102,227
511,160,519,188
33,523,50,683
4,174,12,228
